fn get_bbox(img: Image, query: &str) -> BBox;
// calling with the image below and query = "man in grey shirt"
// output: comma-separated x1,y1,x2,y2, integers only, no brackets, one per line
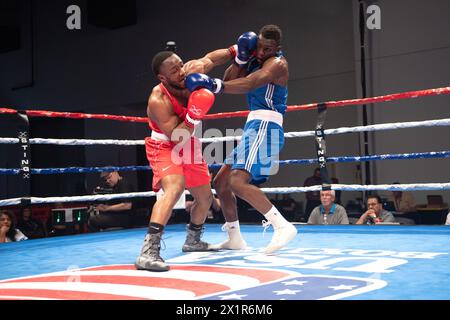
308,190,349,225
356,195,396,225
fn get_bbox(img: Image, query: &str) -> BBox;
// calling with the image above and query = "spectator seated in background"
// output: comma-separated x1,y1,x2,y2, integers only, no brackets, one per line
356,195,396,225
308,190,349,225
16,207,46,239
0,210,28,243
88,171,136,232
388,182,417,212
445,212,450,225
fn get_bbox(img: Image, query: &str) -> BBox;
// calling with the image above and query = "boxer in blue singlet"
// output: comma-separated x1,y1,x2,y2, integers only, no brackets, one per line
185,25,298,254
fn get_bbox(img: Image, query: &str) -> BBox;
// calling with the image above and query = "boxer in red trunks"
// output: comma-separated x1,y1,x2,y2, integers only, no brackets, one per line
135,49,232,272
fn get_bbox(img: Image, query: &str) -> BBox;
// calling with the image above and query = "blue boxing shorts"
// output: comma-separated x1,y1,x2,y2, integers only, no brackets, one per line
225,118,284,184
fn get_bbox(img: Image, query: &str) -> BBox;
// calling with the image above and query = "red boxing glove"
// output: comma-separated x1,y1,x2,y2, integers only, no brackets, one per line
228,44,237,58
184,89,215,128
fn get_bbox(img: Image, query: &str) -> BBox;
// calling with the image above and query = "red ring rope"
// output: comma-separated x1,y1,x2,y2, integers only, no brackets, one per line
1,86,449,122
203,86,450,120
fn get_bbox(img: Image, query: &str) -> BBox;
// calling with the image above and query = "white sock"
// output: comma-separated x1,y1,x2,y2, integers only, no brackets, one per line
225,221,244,242
226,220,240,230
264,205,289,228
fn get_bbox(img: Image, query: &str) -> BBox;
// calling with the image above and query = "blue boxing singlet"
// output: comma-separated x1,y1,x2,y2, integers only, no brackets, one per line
246,51,288,114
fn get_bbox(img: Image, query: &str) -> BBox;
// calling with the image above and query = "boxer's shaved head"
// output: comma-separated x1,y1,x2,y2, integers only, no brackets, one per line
152,51,175,76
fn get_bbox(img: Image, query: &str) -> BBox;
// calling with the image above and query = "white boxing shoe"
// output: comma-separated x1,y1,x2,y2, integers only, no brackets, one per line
212,236,247,250
263,221,298,254
210,223,247,250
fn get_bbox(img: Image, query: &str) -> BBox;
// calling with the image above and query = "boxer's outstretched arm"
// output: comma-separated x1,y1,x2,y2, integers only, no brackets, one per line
184,48,233,74
223,57,286,94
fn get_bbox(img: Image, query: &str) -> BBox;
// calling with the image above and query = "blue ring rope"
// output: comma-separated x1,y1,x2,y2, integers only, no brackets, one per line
1,151,449,175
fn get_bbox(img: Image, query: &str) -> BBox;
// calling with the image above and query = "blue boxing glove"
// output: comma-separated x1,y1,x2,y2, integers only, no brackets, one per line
185,73,224,94
234,31,258,66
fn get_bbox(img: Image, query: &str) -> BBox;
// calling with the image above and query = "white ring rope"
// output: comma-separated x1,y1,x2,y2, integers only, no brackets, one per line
0,118,449,146
0,191,157,207
1,183,449,207
204,118,450,143
0,138,19,144
285,118,450,139
32,138,144,146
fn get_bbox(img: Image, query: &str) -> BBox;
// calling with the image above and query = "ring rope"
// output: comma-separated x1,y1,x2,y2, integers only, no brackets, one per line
209,150,450,168
1,86,449,206
1,87,449,122
0,108,147,123
0,166,150,175
203,87,450,120
203,118,450,143
1,118,449,146
1,151,450,175
0,138,19,144
0,138,144,146
1,183,450,207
